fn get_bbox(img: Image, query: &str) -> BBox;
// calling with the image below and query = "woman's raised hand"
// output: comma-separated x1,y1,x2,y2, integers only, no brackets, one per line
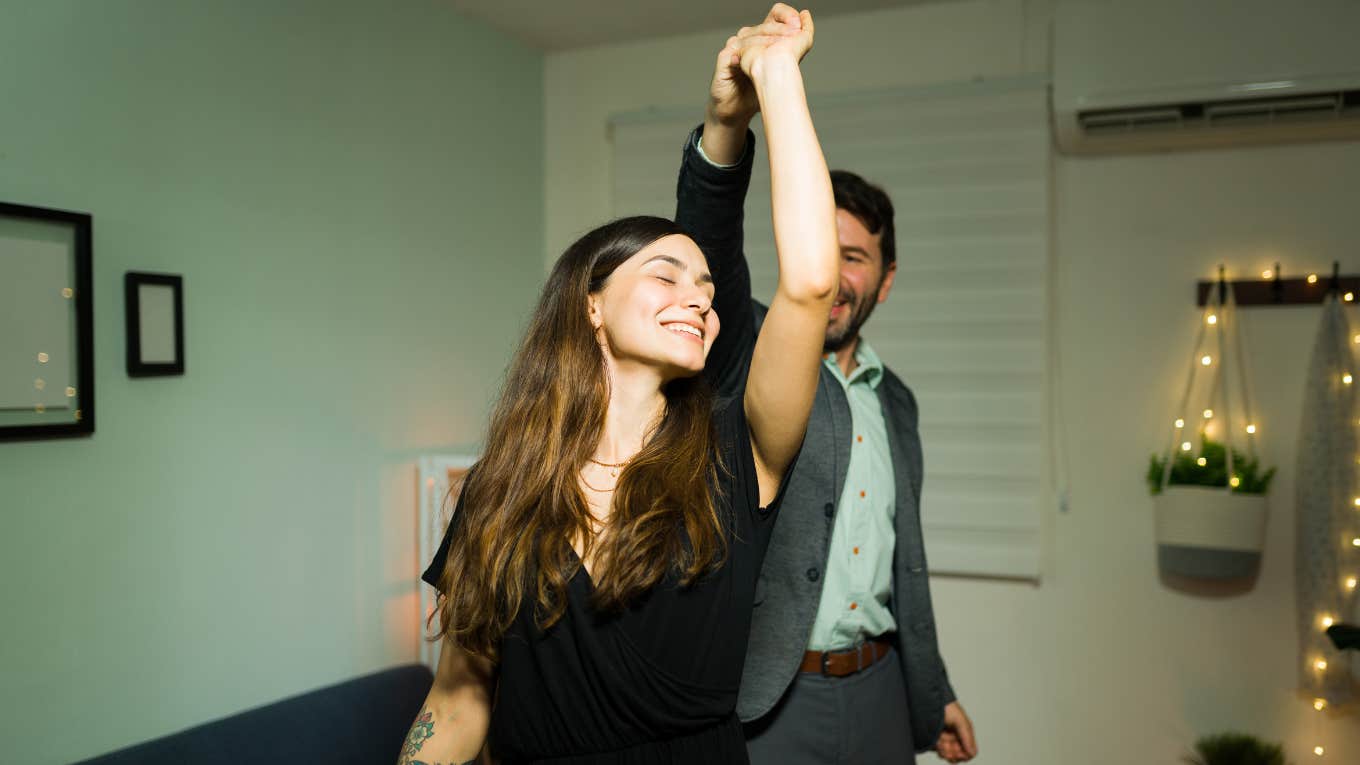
733,5,814,83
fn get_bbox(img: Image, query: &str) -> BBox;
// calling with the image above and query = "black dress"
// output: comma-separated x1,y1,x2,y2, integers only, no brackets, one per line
421,399,782,764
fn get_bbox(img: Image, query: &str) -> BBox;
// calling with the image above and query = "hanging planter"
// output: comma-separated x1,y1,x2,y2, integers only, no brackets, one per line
1148,268,1276,581
1148,441,1274,579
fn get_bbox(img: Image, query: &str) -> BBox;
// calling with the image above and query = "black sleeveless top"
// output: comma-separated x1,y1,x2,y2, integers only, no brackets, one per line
421,400,782,764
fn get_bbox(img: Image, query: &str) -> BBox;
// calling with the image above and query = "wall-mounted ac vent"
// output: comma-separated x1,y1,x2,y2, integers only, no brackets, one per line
1078,89,1360,136
1053,0,1360,154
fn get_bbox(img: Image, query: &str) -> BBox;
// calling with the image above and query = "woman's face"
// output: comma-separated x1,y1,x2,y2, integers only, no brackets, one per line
589,234,720,378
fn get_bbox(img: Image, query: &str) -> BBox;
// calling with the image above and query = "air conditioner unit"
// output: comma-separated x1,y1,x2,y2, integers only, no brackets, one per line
1052,0,1360,155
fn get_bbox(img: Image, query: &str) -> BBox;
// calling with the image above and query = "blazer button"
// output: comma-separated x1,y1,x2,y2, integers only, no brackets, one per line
823,502,834,518
806,567,820,582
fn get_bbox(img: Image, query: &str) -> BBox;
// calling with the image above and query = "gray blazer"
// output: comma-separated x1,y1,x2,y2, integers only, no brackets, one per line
674,126,955,753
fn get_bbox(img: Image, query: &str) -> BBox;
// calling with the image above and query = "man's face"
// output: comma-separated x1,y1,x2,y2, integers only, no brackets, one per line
825,208,897,352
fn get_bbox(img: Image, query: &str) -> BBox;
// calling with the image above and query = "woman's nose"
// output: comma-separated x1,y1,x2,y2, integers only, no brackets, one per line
686,288,712,313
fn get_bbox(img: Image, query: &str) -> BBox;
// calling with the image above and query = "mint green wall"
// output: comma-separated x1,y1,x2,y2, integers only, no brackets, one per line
0,2,542,762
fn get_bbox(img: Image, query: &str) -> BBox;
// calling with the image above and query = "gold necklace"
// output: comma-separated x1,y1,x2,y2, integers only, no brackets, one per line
589,456,630,477
580,470,616,493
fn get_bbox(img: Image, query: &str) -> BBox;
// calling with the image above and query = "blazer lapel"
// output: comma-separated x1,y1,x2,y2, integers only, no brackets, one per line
823,365,852,517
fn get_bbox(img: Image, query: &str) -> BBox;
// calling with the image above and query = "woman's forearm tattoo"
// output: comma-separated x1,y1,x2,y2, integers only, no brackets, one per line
398,709,478,765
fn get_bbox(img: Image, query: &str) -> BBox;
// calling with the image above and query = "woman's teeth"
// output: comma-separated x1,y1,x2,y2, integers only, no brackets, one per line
665,323,702,338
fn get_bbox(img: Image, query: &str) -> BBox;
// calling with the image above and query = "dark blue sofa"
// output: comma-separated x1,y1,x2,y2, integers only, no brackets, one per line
72,664,433,765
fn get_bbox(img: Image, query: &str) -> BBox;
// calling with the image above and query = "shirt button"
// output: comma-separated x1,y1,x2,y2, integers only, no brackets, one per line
849,602,858,610
823,502,834,518
806,567,820,582
853,546,860,555
859,490,866,498
857,435,863,443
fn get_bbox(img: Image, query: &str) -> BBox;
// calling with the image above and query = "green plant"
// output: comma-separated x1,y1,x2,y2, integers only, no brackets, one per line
1182,732,1286,765
1147,436,1276,496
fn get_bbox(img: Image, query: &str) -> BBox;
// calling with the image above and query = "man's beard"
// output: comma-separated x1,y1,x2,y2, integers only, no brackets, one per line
823,284,881,353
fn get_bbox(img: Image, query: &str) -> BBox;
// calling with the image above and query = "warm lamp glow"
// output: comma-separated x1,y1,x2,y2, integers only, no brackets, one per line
1322,615,1335,629
1346,577,1357,590
1316,659,1329,671
1246,424,1257,434
1197,457,1208,467
1230,476,1241,488
1308,273,1319,284
1201,355,1213,366
1207,314,1218,325
1314,698,1327,711
1262,269,1274,279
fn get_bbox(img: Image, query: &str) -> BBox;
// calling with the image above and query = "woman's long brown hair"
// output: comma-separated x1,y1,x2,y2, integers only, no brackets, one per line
432,216,727,662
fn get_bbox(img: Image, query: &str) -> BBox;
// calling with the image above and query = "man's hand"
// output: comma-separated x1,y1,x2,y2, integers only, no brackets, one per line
935,701,978,763
701,3,811,165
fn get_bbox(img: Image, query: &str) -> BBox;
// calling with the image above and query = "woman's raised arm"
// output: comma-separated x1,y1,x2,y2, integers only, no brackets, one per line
737,9,839,506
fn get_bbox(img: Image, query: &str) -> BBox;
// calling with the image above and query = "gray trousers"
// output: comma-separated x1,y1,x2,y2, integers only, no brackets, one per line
744,647,914,765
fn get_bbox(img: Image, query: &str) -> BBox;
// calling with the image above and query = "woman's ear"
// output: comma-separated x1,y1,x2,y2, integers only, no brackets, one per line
587,293,604,330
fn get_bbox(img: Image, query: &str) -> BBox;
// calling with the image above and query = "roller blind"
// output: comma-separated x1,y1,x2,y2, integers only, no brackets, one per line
608,77,1050,580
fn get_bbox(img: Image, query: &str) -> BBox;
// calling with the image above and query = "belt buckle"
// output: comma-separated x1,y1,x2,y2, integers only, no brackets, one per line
820,651,832,675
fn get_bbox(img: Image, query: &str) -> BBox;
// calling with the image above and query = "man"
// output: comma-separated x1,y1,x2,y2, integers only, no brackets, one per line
674,7,979,764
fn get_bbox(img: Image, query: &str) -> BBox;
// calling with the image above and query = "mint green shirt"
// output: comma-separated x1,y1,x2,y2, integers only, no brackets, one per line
806,338,898,651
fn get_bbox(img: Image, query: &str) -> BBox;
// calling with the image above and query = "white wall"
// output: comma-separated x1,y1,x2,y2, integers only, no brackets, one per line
545,1,1360,762
0,2,542,763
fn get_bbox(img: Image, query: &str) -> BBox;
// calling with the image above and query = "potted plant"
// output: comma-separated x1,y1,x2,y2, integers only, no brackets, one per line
1148,436,1276,579
1183,732,1287,765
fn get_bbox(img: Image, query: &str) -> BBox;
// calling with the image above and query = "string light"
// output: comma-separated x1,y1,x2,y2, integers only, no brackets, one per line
1201,355,1213,366
1352,538,1360,547
1181,441,1193,452
1321,615,1335,629
1246,424,1257,434
1230,476,1241,488
1353,334,1359,344
1197,457,1208,467
1345,291,1354,302
1307,273,1319,284
1174,418,1185,428
1346,577,1357,590
1353,497,1360,507
1315,659,1329,671
1344,373,1354,385
1206,314,1218,325
1262,269,1274,279
1203,409,1214,419
1314,698,1328,711
1315,746,1325,756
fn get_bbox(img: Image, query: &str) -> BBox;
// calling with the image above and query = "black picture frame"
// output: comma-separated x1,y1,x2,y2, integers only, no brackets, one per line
0,201,95,441
125,272,185,377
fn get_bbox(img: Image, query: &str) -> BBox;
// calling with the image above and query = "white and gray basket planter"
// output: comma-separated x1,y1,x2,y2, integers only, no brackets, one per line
1155,486,1267,579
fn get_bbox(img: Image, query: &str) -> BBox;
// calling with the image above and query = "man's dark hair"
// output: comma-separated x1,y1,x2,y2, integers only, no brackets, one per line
831,170,895,267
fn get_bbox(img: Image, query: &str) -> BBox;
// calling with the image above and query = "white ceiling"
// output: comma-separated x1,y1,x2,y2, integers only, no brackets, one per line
449,0,936,52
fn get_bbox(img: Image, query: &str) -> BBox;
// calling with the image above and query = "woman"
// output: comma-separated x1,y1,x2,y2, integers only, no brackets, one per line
401,10,833,764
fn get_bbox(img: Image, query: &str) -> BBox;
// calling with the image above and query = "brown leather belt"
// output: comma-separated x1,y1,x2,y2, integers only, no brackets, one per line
799,639,893,677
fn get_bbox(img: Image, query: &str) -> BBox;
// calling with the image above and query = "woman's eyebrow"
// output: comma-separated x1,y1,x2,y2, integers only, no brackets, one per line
642,254,713,285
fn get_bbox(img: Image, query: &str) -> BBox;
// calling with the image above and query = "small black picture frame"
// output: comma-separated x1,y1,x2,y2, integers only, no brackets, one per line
0,200,95,441
125,272,185,377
